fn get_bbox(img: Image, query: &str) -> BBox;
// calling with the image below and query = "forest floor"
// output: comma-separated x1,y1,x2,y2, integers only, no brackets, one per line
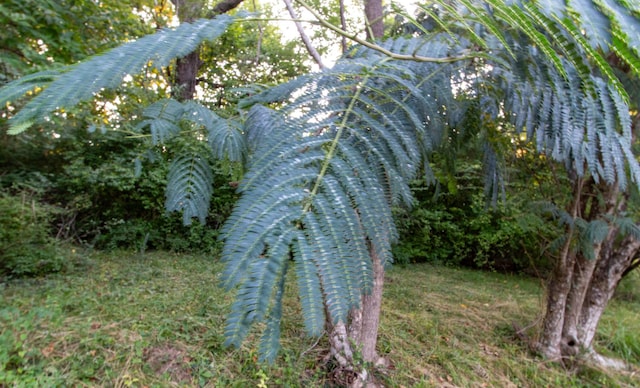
1,249,639,387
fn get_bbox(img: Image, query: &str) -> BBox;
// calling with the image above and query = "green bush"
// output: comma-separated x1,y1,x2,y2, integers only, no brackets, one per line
0,193,65,278
393,192,555,274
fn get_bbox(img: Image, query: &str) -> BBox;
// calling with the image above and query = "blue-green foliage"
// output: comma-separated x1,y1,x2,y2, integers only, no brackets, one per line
1,15,238,134
219,38,471,361
136,98,245,224
491,48,640,189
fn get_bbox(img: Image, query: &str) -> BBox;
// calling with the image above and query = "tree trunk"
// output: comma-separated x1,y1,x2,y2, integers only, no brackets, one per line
364,0,384,40
325,6,387,386
560,252,597,357
327,244,386,387
174,50,201,101
539,177,583,360
579,234,640,347
539,234,575,360
170,0,246,101
536,173,640,369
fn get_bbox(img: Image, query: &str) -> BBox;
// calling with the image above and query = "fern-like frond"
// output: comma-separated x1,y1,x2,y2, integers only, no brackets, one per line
2,15,238,133
219,39,467,358
165,154,214,225
489,39,638,188
137,99,184,145
0,70,61,109
614,216,640,241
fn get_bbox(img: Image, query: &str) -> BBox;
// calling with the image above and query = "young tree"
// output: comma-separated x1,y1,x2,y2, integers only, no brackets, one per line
2,1,640,386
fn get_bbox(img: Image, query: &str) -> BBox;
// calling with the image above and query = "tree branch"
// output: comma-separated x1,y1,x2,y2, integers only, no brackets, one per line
208,0,245,17
295,0,477,64
282,0,326,70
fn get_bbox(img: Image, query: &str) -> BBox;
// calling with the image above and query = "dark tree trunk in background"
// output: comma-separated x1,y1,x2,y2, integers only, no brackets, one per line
364,0,384,40
170,0,245,101
174,50,201,101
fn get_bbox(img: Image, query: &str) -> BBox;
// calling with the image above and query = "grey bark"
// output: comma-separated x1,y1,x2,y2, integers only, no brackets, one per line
327,243,387,387
339,0,348,53
539,177,583,360
579,234,640,347
537,172,640,370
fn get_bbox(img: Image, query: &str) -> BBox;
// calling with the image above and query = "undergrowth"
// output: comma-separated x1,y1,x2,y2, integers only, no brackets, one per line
1,250,638,386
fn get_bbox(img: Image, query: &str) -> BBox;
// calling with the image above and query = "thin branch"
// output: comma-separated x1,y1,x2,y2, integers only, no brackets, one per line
295,0,477,64
339,0,347,53
282,0,326,70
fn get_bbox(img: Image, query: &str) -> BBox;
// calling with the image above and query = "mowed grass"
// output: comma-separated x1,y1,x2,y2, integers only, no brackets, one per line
1,249,639,387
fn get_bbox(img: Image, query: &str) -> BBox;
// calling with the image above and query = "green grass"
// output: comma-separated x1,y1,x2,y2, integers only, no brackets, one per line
1,249,639,387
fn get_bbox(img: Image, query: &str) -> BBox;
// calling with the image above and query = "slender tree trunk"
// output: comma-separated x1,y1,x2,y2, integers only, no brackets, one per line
364,0,384,41
357,248,385,362
282,0,326,70
339,0,348,53
327,244,386,387
325,5,387,386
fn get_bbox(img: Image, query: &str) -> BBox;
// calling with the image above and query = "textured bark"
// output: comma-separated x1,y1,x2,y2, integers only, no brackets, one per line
174,50,202,101
364,0,384,40
360,251,385,363
327,245,386,387
170,0,246,101
539,240,575,360
560,181,618,356
536,172,640,370
579,235,640,346
539,178,583,359
561,253,597,356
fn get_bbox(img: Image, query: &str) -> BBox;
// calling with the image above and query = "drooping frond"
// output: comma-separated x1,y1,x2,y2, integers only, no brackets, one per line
136,98,244,223
137,99,185,145
0,70,61,107
219,37,470,361
137,98,246,162
165,154,214,225
577,218,610,260
2,15,239,134
613,216,640,241
539,0,640,92
489,41,640,188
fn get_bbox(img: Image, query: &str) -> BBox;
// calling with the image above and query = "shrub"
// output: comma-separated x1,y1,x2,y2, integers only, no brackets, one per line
393,191,555,274
0,193,65,278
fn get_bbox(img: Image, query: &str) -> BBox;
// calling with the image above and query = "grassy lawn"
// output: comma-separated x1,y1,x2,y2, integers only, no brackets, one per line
1,249,639,387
